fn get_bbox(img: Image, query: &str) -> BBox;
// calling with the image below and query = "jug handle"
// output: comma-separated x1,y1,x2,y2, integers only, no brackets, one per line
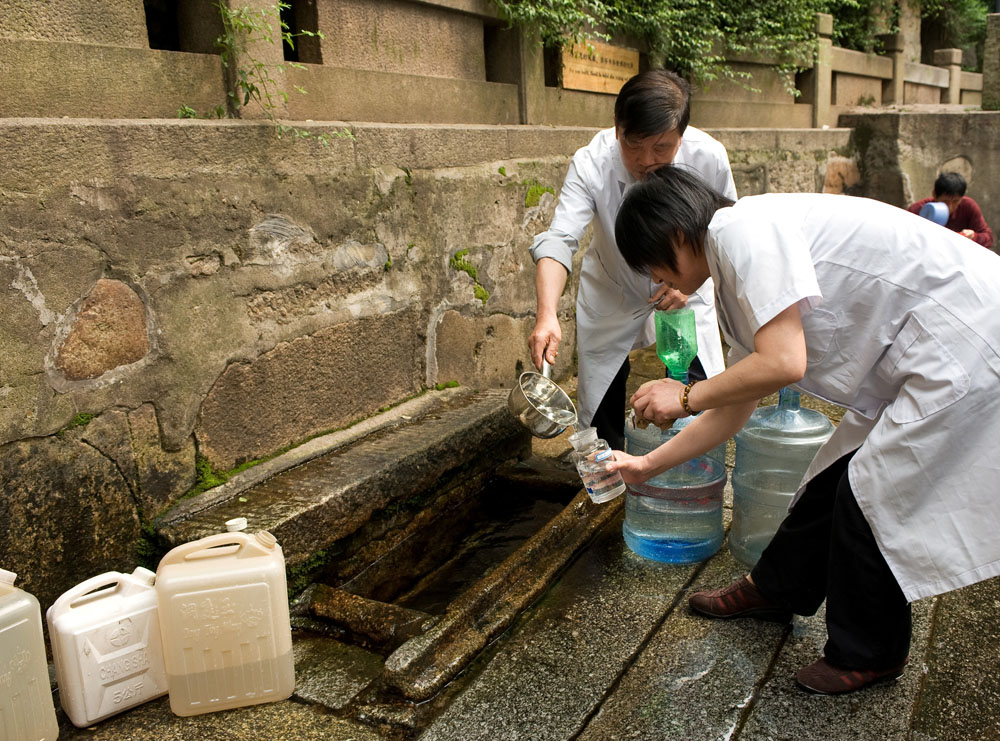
157,531,272,569
48,573,126,615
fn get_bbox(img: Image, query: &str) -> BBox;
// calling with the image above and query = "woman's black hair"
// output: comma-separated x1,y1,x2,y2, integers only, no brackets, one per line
615,165,734,276
614,69,691,140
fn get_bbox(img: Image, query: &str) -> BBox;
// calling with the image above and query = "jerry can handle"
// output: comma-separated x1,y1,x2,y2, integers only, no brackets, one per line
158,531,276,570
48,572,126,615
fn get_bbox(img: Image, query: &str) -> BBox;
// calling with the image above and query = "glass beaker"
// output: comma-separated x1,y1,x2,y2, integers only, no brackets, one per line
654,308,698,382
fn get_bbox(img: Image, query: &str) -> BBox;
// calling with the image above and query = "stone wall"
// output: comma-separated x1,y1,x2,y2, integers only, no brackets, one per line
840,111,1000,237
0,119,853,608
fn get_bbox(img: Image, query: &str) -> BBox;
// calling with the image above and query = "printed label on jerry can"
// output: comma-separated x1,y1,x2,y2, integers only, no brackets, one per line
155,530,294,717
46,566,168,727
0,568,60,741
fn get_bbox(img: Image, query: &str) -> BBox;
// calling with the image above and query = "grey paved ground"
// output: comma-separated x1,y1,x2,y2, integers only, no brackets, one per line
55,354,1000,740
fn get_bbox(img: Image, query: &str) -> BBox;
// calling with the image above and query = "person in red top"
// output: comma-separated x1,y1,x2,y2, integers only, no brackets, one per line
909,172,994,249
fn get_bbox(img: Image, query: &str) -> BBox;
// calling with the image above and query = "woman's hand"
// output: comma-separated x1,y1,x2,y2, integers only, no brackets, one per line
631,378,686,426
606,449,652,485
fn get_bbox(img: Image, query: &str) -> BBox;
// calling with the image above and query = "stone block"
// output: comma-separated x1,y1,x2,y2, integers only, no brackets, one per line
0,434,141,610
195,309,424,469
317,0,486,80
0,0,148,47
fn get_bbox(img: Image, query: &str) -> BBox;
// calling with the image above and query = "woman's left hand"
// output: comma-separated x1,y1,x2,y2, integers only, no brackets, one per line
606,450,652,485
631,378,686,426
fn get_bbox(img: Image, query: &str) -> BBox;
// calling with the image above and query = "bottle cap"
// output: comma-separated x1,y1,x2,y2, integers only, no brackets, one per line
568,426,598,451
226,517,248,532
132,566,156,586
0,569,16,586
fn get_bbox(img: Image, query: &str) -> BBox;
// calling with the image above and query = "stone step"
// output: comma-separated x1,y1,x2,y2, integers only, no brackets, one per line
153,387,531,578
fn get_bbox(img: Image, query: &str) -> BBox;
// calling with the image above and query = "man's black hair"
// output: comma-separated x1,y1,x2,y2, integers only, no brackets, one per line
933,171,967,198
614,69,691,140
615,165,734,276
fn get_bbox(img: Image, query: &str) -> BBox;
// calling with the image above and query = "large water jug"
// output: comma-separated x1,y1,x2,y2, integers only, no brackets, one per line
155,529,294,717
0,568,59,741
623,415,728,563
47,566,167,727
730,388,834,566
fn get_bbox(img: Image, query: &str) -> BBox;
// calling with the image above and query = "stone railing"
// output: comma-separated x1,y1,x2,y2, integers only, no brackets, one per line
0,2,993,128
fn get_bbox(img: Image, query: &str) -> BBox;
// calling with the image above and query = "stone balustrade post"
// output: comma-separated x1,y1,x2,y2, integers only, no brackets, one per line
812,13,834,128
517,27,546,125
933,48,963,104
985,14,1000,111
880,32,906,104
221,0,289,120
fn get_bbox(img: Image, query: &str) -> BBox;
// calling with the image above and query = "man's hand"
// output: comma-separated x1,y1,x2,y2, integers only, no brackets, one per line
649,284,689,311
630,378,686,426
961,229,976,240
529,315,561,370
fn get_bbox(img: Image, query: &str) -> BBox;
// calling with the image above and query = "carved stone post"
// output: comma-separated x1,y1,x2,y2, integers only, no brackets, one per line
517,28,545,125
881,33,906,105
221,0,288,120
985,14,1000,111
933,48,963,104
813,13,834,128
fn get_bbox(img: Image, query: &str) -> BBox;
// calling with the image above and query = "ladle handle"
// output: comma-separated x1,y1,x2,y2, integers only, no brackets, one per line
542,358,552,379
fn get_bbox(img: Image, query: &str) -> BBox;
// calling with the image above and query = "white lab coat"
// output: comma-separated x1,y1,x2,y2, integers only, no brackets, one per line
530,128,736,426
707,193,1000,602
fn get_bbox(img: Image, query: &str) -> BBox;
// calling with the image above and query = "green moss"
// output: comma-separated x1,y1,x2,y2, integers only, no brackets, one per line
384,254,392,271
449,248,478,281
498,166,507,176
287,548,329,597
523,179,555,208
434,380,460,390
135,521,161,572
60,413,95,434
449,249,490,304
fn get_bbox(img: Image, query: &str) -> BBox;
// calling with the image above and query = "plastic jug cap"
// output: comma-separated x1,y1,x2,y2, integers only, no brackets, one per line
255,530,277,549
132,566,156,585
0,568,16,586
568,426,598,451
226,517,248,532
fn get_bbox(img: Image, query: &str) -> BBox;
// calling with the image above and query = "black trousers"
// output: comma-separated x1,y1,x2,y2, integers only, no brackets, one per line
750,451,912,670
591,354,707,450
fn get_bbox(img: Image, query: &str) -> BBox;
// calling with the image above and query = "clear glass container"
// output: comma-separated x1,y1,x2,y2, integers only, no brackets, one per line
730,388,835,566
569,427,626,504
623,415,727,563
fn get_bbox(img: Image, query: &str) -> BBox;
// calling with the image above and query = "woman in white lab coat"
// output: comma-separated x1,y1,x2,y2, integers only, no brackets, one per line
609,165,1000,695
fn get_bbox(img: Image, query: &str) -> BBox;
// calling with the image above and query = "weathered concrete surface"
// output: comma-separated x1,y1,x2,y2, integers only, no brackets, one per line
840,110,1000,243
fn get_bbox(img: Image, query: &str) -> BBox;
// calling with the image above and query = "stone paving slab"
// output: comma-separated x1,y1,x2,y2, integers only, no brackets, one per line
576,549,788,741
420,510,706,740
56,695,383,741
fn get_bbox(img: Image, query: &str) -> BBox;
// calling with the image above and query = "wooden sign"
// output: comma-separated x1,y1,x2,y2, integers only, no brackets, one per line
561,39,640,95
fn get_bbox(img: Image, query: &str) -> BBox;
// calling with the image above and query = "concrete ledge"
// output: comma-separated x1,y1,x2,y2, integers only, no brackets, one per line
155,388,531,570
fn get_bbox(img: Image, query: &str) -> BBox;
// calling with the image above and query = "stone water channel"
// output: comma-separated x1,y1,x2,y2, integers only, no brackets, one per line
146,386,618,734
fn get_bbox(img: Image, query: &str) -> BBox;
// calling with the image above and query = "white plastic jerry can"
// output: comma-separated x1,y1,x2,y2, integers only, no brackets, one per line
155,530,294,717
0,568,59,741
46,566,167,727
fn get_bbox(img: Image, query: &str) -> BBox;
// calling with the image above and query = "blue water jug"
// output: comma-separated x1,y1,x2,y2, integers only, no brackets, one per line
730,388,834,566
623,414,727,563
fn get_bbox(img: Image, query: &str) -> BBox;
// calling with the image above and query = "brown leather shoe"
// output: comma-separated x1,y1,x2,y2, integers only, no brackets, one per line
688,576,792,622
795,657,907,695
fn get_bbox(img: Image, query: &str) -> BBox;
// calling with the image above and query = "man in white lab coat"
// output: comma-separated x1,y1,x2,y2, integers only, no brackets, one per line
610,165,1000,695
528,69,736,448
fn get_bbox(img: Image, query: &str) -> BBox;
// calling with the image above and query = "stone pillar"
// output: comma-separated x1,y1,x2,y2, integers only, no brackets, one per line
933,48,963,104
517,28,546,125
985,14,1000,111
812,13,834,128
881,32,906,105
221,0,288,119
